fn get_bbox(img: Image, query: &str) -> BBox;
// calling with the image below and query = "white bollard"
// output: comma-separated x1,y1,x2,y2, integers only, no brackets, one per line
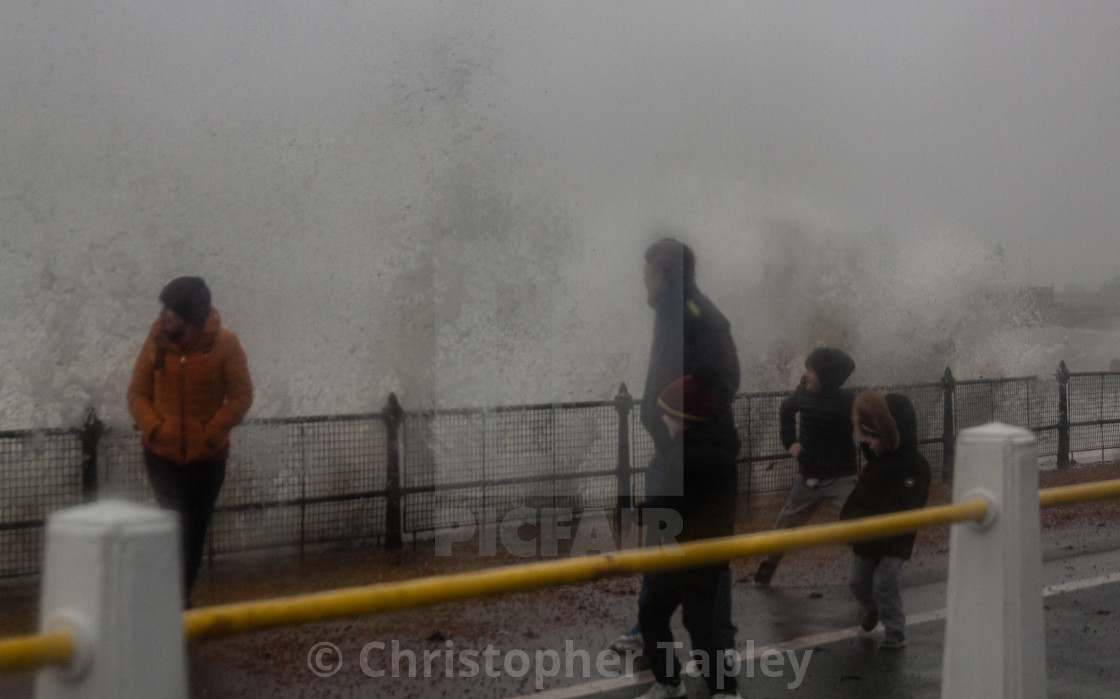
35,500,187,699
941,423,1046,698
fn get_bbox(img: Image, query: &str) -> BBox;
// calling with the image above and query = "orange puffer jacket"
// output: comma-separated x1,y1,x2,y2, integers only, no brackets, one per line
127,308,253,464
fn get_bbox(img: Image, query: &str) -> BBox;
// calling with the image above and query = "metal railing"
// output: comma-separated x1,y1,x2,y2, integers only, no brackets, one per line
2,363,1118,578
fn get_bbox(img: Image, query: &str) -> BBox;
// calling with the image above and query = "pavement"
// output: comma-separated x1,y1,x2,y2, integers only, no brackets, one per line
532,546,1120,699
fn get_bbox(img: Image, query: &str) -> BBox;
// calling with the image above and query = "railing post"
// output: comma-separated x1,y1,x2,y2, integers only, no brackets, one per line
613,383,633,537
77,409,103,503
1056,361,1070,469
384,393,404,552
941,423,1046,698
35,501,186,698
941,367,955,483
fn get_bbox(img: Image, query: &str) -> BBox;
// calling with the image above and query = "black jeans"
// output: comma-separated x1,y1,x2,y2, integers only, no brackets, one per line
144,449,226,600
639,567,738,695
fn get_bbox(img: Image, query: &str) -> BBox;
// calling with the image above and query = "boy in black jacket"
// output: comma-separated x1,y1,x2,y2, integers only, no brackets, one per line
754,347,858,585
840,391,931,649
637,372,741,699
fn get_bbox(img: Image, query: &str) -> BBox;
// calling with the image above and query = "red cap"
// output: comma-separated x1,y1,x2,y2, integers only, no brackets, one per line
658,374,716,423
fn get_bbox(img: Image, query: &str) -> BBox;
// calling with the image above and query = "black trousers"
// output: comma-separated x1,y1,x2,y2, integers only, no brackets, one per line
143,449,226,600
639,567,738,695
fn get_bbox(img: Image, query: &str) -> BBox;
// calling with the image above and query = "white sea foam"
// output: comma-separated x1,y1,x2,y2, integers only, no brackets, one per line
2,5,1113,430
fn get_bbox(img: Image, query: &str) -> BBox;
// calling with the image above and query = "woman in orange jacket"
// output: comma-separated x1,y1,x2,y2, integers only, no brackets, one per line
127,276,252,604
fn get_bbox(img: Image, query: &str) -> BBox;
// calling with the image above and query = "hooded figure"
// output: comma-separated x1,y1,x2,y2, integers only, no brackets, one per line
778,346,858,480
755,346,860,586
127,277,252,604
804,347,857,390
840,391,932,559
839,391,931,650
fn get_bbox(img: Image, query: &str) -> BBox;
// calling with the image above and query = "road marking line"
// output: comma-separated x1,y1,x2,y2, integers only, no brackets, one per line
1042,570,1120,595
521,670,654,699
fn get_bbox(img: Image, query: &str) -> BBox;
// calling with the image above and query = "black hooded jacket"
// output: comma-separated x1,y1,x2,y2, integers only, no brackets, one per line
779,348,857,480
640,280,741,457
839,393,932,560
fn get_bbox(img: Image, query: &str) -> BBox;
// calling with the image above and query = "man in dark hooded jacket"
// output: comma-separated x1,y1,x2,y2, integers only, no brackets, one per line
840,391,931,649
639,238,740,457
610,238,741,656
754,347,857,584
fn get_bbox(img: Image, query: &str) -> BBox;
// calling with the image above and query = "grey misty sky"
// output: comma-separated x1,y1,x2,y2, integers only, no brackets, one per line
3,0,1120,419
496,1,1120,287
3,0,1120,289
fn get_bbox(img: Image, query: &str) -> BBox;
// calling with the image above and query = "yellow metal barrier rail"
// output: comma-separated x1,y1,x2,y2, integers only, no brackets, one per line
0,631,72,673
1038,478,1120,508
6,477,1120,673
183,498,988,642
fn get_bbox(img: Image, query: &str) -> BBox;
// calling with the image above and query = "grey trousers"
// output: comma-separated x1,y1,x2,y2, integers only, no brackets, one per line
765,474,858,565
849,554,906,636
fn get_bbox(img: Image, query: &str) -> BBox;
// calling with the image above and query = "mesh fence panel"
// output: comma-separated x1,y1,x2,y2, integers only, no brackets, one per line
402,410,485,533
1070,374,1120,457
740,392,796,497
0,430,83,578
99,429,151,503
1104,373,1120,452
955,381,999,430
630,407,655,503
555,403,619,511
3,372,1119,577
992,379,1032,425
209,425,296,552
218,417,388,553
402,402,619,534
955,377,1063,457
955,378,1048,427
98,417,389,557
1032,379,1061,458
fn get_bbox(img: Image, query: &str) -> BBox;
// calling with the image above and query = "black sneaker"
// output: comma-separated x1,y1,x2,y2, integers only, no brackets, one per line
860,608,879,632
880,633,906,650
754,560,777,585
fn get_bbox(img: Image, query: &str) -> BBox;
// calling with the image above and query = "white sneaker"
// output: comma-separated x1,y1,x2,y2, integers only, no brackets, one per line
684,649,739,679
609,631,643,653
711,694,743,699
636,681,686,699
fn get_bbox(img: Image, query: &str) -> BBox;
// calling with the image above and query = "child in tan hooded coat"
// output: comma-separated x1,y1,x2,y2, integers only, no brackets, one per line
840,391,931,649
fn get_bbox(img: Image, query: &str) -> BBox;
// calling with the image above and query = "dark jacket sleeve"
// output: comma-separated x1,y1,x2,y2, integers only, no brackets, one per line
690,325,739,411
682,294,740,415
840,451,932,559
